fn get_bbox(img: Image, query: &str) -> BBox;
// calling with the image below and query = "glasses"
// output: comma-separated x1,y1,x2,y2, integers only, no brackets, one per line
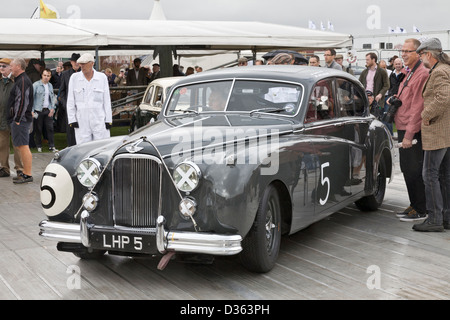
0,65,7,68
418,51,429,57
400,50,416,54
323,54,333,57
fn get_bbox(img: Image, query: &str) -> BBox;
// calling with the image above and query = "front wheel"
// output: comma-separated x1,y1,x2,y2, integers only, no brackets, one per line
355,157,387,211
240,184,281,273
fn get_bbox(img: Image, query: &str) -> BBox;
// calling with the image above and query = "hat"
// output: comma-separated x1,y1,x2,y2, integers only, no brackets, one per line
77,53,95,63
335,54,344,59
416,38,443,53
70,53,81,61
120,68,125,72
0,58,11,65
238,57,248,63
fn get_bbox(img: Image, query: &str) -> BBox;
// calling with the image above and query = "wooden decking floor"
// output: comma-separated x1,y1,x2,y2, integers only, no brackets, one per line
0,151,449,300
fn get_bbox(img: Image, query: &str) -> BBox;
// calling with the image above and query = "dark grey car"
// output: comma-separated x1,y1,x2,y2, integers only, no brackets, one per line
39,66,394,273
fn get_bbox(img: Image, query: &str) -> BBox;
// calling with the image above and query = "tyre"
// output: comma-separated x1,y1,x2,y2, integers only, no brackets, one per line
240,184,281,273
355,157,387,211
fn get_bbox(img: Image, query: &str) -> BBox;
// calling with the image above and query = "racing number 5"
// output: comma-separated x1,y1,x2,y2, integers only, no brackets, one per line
319,162,330,205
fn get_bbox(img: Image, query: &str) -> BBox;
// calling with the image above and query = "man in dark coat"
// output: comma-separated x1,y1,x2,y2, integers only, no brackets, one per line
359,52,390,110
126,58,148,86
57,53,80,147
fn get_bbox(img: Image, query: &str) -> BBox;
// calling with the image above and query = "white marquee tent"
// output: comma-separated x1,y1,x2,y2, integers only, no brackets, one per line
0,18,353,54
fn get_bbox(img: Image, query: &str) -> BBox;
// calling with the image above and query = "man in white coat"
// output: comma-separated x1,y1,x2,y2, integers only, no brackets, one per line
67,53,112,144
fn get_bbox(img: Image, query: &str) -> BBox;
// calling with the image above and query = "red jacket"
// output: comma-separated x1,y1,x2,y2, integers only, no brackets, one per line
394,62,429,141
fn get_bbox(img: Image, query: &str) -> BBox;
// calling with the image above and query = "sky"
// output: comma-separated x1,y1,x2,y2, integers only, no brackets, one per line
1,0,449,36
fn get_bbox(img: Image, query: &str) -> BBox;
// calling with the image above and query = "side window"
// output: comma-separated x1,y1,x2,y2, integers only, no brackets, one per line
143,86,154,104
336,79,365,117
153,86,164,104
305,79,335,123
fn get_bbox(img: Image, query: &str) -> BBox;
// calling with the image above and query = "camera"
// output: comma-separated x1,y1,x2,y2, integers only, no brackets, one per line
382,96,403,123
388,96,402,108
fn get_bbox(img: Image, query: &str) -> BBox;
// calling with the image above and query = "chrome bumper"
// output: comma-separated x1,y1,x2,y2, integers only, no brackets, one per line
39,211,242,256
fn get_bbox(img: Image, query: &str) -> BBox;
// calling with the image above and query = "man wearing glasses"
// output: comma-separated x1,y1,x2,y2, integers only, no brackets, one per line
323,48,343,70
412,38,450,232
391,39,430,222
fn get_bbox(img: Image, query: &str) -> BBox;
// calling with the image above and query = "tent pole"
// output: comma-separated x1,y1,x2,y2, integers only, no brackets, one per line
95,47,99,71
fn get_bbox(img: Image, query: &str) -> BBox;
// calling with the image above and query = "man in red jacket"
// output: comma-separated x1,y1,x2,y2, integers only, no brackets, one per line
392,39,430,221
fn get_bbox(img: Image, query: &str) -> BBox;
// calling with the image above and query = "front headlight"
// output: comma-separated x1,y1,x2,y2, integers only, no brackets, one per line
76,158,101,188
173,161,201,192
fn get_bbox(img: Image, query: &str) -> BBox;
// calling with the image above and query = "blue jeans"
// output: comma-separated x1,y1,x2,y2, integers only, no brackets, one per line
422,148,450,224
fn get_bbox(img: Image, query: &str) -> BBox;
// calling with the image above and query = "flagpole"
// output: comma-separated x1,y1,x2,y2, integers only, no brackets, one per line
30,6,38,18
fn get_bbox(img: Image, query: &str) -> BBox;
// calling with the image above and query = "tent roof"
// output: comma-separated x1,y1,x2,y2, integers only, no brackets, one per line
0,18,352,52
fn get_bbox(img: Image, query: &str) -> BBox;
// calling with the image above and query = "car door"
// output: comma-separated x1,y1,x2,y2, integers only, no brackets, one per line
303,78,352,219
335,78,369,196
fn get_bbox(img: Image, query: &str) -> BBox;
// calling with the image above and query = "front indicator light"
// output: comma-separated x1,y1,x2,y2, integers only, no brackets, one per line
179,197,197,219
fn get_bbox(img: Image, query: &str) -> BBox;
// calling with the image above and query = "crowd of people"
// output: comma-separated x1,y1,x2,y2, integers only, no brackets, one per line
0,39,448,234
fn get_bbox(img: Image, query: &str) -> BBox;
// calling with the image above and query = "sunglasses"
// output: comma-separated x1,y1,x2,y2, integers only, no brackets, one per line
0,65,8,68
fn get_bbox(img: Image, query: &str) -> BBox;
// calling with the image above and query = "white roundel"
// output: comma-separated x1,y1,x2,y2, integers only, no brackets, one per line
40,163,74,217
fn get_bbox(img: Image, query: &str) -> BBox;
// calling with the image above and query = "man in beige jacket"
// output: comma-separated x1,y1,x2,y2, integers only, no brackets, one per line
413,38,450,232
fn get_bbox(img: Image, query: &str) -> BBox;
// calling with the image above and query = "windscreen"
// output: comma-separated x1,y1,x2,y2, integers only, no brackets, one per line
166,80,303,116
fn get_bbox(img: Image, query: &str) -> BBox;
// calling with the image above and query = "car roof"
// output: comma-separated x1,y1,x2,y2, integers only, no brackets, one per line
149,76,184,86
173,65,358,86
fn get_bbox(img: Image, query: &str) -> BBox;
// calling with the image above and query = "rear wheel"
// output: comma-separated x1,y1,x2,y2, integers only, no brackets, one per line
355,157,387,211
240,184,281,273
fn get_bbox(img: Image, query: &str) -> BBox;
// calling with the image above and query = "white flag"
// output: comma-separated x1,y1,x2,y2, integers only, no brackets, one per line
308,20,316,30
388,26,395,33
327,20,334,31
413,25,420,32
320,21,326,31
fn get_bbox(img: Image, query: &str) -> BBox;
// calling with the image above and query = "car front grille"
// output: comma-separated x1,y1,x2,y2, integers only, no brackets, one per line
112,154,162,227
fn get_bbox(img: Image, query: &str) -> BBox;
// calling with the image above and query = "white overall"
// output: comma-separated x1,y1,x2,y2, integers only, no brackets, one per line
67,70,112,144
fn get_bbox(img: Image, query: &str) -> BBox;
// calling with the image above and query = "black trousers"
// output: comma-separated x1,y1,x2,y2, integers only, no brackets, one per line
397,130,427,213
35,108,55,148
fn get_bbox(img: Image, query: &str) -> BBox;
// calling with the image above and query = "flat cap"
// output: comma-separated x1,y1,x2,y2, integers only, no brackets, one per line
77,53,95,64
0,58,12,65
417,38,442,53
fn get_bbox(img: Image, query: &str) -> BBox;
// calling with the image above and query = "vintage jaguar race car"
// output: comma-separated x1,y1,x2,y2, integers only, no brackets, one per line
39,66,394,273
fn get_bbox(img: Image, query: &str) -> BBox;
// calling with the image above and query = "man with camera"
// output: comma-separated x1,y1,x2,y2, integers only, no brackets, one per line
412,38,450,232
389,39,430,222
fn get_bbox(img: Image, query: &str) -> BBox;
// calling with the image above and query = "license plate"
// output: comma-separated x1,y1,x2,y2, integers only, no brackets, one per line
90,229,156,254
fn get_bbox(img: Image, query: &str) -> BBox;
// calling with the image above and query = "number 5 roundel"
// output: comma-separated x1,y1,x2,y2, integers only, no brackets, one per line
40,163,74,217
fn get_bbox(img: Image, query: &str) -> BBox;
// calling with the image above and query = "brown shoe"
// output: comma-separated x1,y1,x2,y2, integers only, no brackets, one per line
13,174,33,184
13,171,23,181
0,168,10,177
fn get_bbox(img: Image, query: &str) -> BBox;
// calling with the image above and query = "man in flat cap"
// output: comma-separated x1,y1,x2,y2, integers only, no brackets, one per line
58,53,81,146
0,58,23,180
413,38,450,232
67,53,112,144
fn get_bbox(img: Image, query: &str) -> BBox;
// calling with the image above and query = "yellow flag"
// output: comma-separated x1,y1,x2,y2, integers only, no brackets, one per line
40,0,57,19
